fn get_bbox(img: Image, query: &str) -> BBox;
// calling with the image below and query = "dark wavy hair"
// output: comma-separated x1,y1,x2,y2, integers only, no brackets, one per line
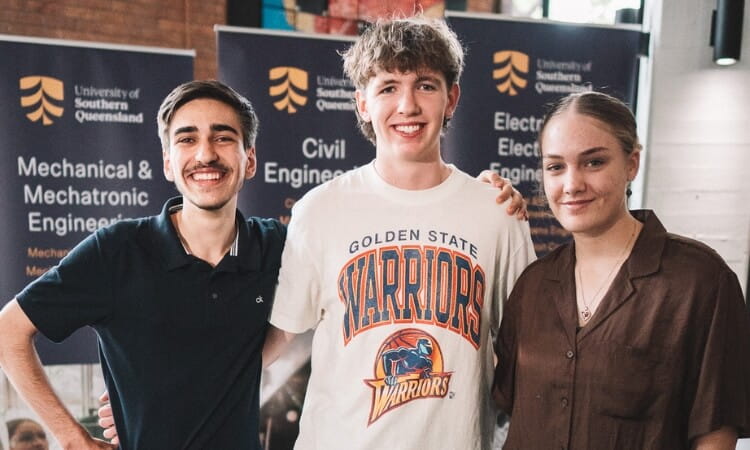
157,80,259,151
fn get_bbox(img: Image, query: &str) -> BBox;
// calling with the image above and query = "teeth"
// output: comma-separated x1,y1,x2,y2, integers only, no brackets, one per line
193,172,221,181
395,124,421,133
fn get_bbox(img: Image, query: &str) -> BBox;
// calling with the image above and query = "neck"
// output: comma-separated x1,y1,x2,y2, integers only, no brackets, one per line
172,200,238,266
373,158,451,190
573,213,641,263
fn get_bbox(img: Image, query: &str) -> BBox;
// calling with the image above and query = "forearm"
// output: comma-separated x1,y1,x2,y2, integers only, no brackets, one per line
692,426,737,450
262,324,297,368
0,300,90,449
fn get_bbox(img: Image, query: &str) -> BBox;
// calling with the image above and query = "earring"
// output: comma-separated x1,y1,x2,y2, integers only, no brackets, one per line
626,187,632,197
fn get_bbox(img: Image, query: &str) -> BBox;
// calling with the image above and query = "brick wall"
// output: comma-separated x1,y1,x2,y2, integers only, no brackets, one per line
0,0,226,80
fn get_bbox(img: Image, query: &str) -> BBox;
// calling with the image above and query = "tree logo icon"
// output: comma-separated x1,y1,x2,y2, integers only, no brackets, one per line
269,66,308,113
20,76,64,125
493,51,529,96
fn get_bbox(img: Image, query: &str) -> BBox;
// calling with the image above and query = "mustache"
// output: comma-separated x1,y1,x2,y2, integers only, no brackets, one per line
185,161,230,173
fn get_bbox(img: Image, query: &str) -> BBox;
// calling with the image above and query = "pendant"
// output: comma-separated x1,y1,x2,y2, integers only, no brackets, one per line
580,307,592,322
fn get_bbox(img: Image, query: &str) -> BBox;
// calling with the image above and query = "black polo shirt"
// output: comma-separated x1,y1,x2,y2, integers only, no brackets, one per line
17,197,286,449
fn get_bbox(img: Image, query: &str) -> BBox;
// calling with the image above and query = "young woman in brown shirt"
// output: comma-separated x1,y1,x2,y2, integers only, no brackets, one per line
494,91,750,449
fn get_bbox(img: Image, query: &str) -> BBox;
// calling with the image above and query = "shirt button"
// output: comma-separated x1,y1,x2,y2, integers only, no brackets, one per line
561,397,569,407
211,292,219,300
565,350,575,359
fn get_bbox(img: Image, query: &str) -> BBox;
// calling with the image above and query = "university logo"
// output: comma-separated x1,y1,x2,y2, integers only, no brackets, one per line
364,329,452,424
493,50,529,96
269,66,308,113
20,76,64,125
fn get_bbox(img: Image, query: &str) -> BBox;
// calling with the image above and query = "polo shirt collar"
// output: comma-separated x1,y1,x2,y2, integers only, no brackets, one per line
153,197,258,273
547,209,667,281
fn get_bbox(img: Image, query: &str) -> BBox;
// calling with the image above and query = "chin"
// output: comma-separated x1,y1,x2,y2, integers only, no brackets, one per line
198,200,231,211
183,195,232,211
556,215,594,235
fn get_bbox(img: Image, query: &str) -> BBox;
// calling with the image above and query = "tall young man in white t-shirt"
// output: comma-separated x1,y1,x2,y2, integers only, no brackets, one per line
266,17,536,449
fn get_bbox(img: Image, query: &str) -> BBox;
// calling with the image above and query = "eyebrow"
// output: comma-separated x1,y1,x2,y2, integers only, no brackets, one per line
415,74,442,84
543,146,609,159
374,73,443,87
173,125,197,135
211,124,239,135
172,124,239,136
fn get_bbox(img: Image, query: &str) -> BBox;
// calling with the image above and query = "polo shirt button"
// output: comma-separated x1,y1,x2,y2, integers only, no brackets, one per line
565,350,574,359
561,397,569,407
211,292,219,300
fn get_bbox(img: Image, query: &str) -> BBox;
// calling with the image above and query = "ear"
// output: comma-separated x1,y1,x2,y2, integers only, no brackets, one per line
626,147,641,181
445,83,461,119
163,149,174,182
355,89,371,123
244,147,257,180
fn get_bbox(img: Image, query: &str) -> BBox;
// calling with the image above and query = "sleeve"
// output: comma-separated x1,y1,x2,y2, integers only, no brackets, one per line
492,220,536,332
269,200,323,334
687,268,750,440
15,229,115,343
493,270,527,415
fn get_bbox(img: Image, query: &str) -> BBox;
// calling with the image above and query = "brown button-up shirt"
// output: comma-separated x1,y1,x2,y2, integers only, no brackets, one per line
494,210,750,449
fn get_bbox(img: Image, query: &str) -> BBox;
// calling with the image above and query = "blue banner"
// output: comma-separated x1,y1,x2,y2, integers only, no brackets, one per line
217,26,372,223
0,35,193,364
445,13,642,255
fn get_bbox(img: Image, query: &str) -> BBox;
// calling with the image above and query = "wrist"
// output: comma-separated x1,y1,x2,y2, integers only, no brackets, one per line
58,423,91,450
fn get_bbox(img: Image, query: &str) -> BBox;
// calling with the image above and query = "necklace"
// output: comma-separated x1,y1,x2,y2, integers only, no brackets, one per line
576,220,637,323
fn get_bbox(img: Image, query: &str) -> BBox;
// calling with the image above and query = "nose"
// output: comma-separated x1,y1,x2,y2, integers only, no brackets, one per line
194,138,218,165
397,89,420,116
563,167,585,195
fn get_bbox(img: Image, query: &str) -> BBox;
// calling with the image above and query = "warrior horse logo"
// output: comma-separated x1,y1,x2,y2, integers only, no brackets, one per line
364,328,452,425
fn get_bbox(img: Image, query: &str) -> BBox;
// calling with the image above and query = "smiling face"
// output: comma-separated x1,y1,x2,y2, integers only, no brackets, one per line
162,98,256,213
540,110,639,237
355,68,459,165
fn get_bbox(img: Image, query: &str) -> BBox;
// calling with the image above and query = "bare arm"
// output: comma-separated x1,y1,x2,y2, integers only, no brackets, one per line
691,427,737,450
0,299,114,450
262,324,297,369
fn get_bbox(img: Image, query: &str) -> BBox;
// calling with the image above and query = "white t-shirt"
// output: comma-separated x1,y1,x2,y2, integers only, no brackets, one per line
270,162,536,450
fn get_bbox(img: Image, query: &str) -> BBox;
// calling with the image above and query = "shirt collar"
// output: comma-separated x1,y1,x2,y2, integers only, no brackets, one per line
547,209,667,281
167,202,240,257
152,197,256,272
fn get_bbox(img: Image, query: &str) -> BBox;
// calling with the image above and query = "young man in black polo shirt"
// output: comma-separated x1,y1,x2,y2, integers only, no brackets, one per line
0,80,286,449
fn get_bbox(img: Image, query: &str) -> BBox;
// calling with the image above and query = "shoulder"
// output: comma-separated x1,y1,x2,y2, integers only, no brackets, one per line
247,217,287,243
293,166,367,213
245,217,287,265
55,216,153,267
516,241,570,280
661,232,733,279
92,216,152,249
452,168,515,213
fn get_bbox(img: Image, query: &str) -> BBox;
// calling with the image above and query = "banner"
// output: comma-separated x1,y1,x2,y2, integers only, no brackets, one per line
0,35,193,364
445,12,643,254
216,26,372,223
